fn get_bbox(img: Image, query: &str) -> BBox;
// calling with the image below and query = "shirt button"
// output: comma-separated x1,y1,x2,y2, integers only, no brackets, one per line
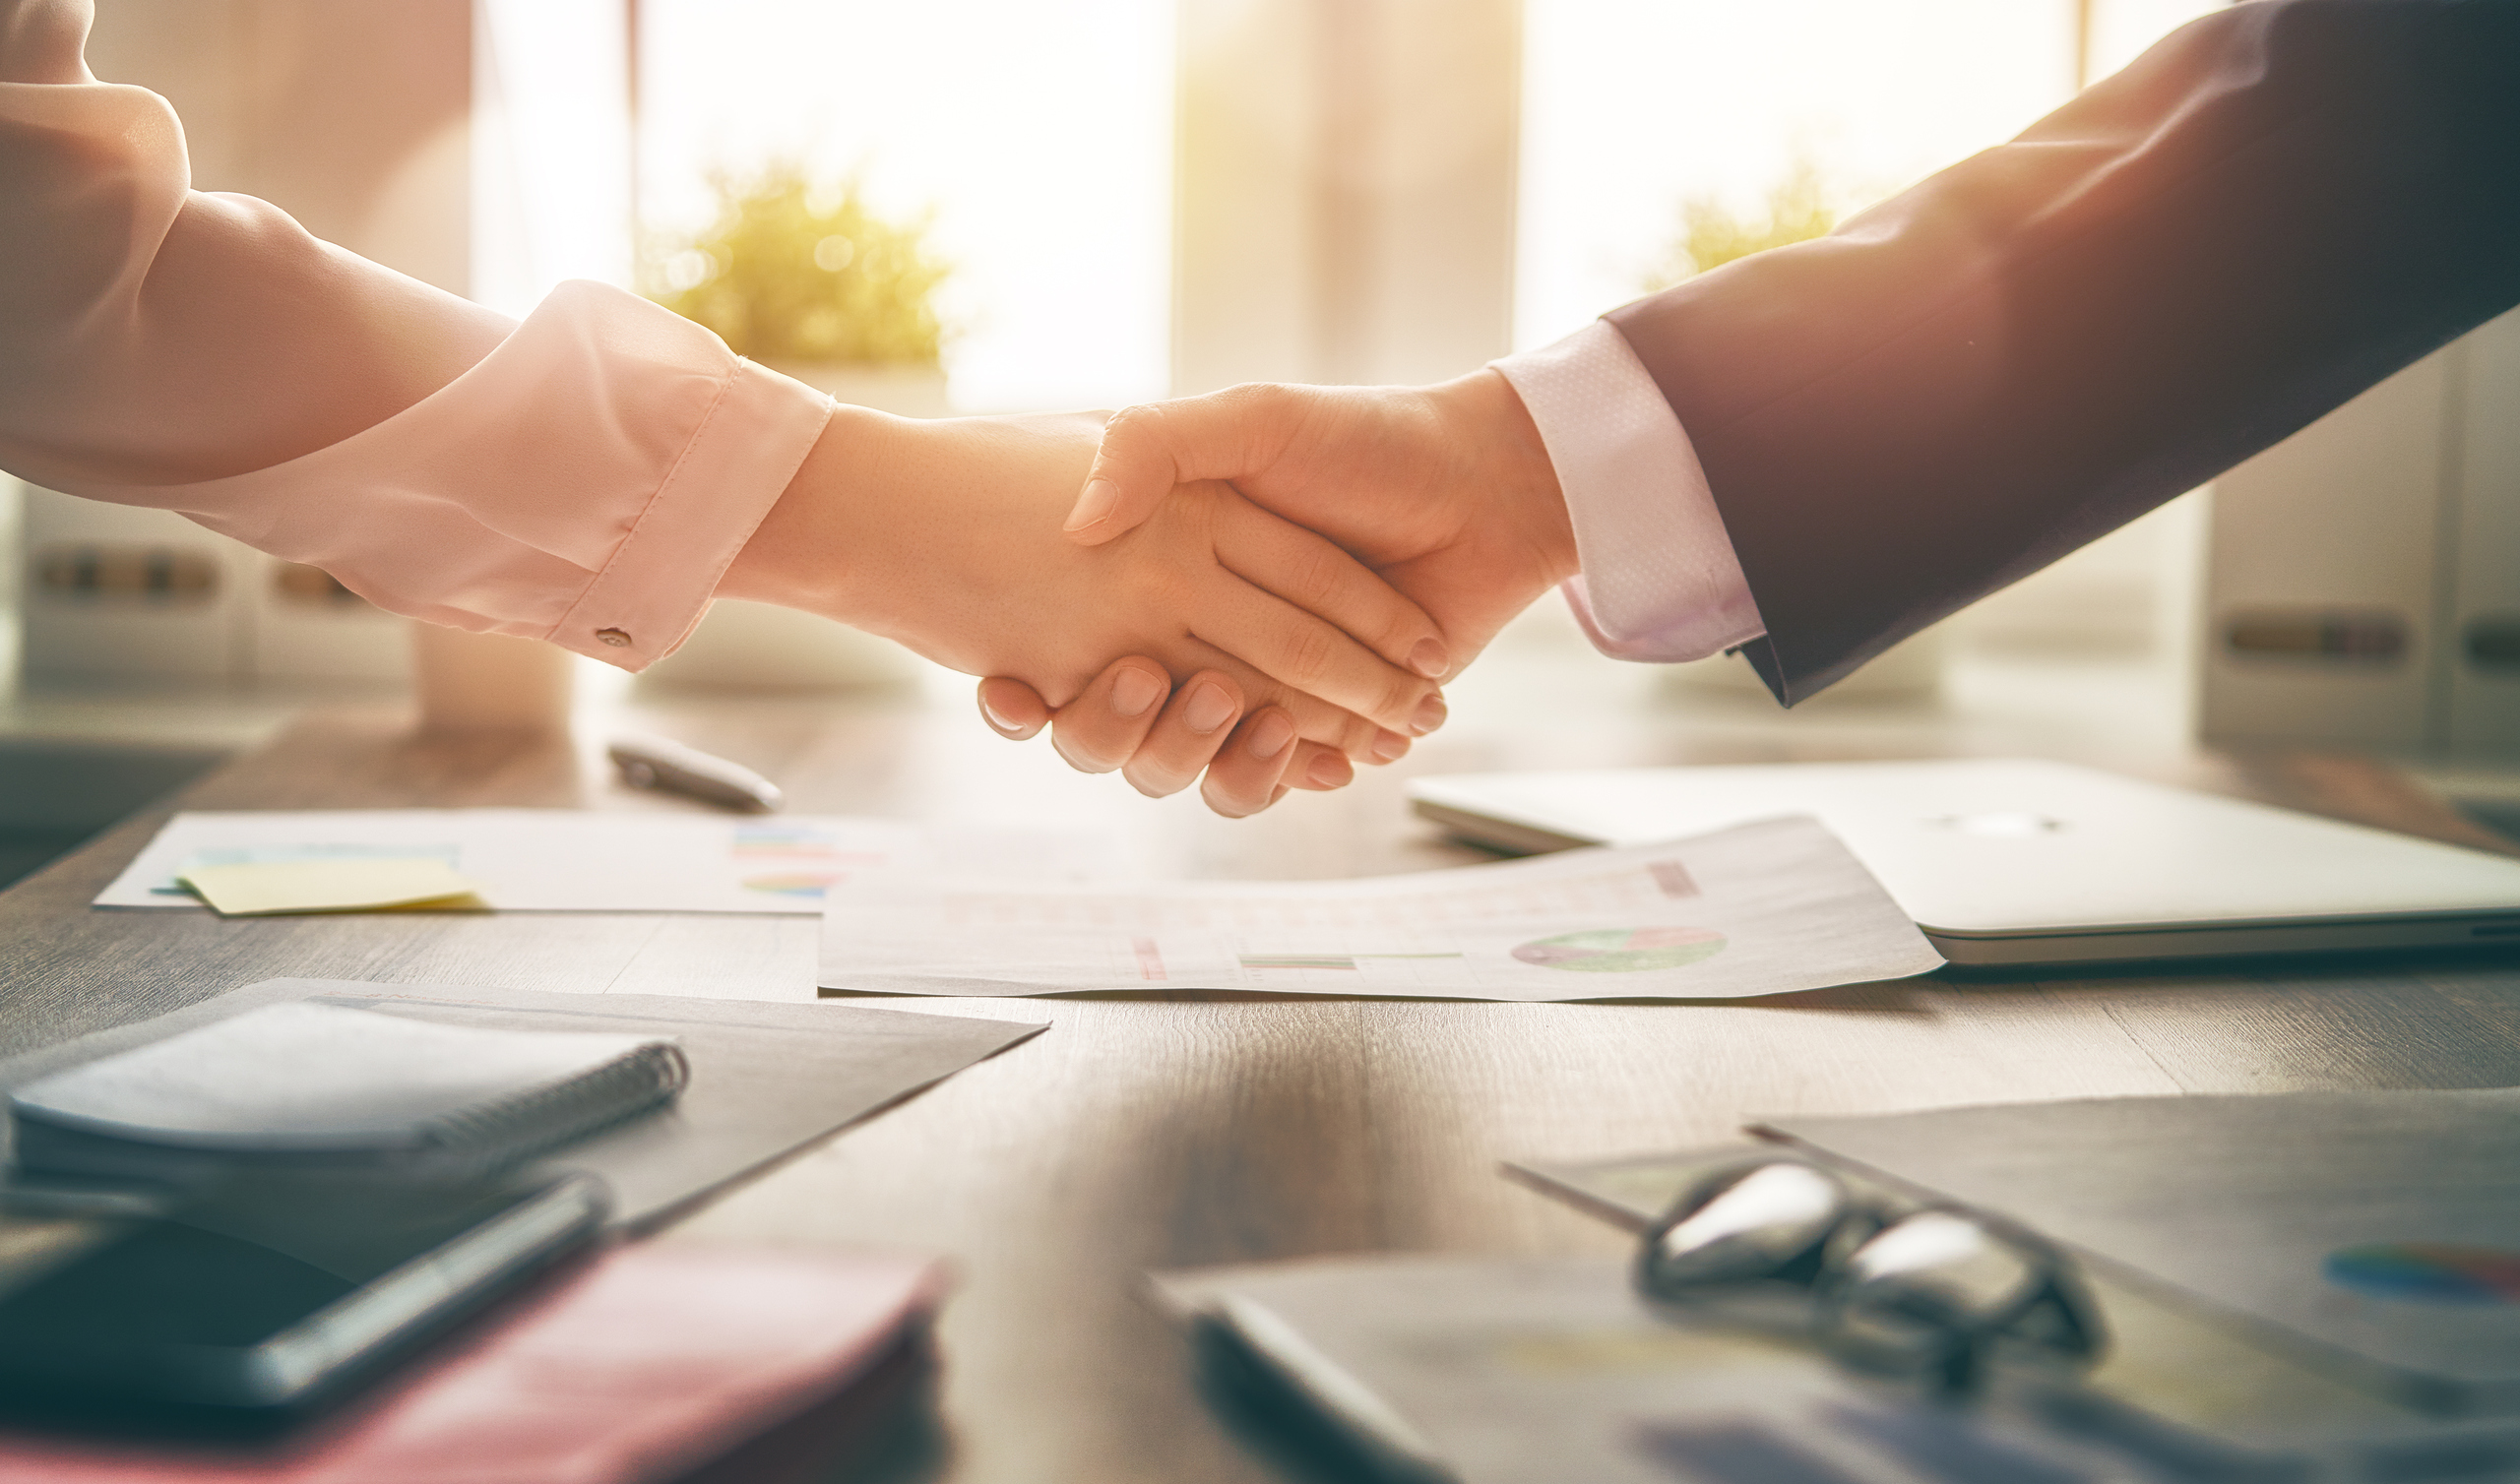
595,627,632,648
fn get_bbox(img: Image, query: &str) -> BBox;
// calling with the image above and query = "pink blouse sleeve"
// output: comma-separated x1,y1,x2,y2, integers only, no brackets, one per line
0,4,833,669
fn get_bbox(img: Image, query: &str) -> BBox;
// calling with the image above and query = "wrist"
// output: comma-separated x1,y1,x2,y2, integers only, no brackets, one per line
717,402,903,629
1432,367,1579,587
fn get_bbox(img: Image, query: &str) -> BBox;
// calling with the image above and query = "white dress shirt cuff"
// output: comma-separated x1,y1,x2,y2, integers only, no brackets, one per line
1491,320,1764,662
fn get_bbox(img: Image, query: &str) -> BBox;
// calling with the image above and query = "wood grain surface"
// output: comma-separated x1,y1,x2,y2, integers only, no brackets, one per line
5,692,2519,1483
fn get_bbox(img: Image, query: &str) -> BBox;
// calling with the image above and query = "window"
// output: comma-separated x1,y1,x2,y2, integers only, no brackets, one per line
633,0,1175,413
1517,0,2224,349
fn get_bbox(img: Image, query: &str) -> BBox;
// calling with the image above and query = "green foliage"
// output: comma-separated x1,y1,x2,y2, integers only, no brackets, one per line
647,163,951,365
1642,156,1839,291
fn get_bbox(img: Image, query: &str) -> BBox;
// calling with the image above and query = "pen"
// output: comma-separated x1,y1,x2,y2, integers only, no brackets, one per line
607,735,784,814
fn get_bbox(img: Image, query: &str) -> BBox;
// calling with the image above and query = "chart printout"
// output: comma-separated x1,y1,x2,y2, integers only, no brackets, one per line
817,816,1942,1002
97,811,1129,916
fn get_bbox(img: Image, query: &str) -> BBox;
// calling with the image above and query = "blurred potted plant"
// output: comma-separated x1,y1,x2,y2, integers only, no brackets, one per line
1640,155,1840,291
640,163,956,692
649,161,955,414
1644,157,1951,705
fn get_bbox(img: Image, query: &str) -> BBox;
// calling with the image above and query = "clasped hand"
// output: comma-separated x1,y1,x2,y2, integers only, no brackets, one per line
726,374,1574,818
969,370,1580,816
723,402,1482,815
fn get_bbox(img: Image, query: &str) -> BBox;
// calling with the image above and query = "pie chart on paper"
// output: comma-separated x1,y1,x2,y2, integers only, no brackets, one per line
2325,1243,2520,1304
743,873,844,898
1513,926,1727,973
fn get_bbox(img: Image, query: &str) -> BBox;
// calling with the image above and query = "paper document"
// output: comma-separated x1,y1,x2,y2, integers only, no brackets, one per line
819,816,1941,1001
1766,1090,2520,1416
176,857,487,915
99,810,1127,915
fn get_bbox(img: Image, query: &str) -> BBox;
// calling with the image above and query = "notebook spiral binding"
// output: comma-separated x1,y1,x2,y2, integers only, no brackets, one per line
421,1042,691,1172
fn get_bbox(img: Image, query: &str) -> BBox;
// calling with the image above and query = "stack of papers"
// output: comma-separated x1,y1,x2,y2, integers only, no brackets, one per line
1761,1090,2520,1415
1158,1254,2345,1484
1164,1135,2520,1484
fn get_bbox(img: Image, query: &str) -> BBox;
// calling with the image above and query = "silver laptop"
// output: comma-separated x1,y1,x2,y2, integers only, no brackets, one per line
1408,759,2520,967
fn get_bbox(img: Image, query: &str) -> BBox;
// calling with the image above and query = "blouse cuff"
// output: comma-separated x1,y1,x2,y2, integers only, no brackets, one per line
78,281,836,672
550,355,836,668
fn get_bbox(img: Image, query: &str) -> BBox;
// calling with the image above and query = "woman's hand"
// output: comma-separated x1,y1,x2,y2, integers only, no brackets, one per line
976,660,1360,818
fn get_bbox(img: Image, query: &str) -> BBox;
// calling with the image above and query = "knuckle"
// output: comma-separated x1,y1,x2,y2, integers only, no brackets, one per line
1234,382,1292,419
1376,606,1427,655
1220,382,1302,445
1282,625,1340,687
1378,672,1421,722
1098,403,1170,472
1286,544,1344,612
1102,402,1160,440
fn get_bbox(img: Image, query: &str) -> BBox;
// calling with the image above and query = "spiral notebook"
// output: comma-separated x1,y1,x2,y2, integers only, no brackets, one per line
8,1002,688,1182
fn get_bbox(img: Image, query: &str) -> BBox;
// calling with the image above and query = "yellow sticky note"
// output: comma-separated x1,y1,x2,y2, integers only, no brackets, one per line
176,858,490,916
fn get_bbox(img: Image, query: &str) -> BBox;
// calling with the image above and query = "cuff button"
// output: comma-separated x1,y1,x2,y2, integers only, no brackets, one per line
595,627,632,649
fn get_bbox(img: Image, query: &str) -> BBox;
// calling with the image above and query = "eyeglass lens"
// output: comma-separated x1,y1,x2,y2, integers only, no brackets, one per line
1640,1161,1853,1294
1637,1160,2105,1397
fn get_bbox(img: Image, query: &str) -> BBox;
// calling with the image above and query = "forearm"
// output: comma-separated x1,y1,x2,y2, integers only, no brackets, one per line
719,404,992,648
0,1,832,669
0,30,512,489
1607,0,2520,702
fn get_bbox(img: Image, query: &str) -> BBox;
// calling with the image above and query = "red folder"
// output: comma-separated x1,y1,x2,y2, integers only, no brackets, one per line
0,1245,948,1483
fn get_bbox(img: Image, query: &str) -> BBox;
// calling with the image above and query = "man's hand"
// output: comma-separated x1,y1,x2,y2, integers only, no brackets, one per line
719,405,1443,810
976,370,1579,812
1067,370,1576,664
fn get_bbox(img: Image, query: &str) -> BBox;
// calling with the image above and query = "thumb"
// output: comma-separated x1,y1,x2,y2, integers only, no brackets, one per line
975,675,1051,740
1062,385,1303,546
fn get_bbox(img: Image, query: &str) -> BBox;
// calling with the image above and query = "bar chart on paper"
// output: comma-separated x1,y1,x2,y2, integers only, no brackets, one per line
818,817,1943,1003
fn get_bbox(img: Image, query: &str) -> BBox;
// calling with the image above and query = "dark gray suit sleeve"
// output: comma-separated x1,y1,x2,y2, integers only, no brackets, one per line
1604,0,2520,705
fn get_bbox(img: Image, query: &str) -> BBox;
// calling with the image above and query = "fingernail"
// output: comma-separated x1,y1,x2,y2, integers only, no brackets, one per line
1409,637,1449,679
1183,681,1236,734
1063,476,1118,534
1246,711,1294,760
1307,752,1353,788
1110,666,1163,717
1410,693,1447,736
1369,730,1408,764
979,699,1020,734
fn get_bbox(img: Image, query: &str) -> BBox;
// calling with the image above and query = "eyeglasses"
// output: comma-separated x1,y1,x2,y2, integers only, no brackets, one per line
1633,1159,2106,1396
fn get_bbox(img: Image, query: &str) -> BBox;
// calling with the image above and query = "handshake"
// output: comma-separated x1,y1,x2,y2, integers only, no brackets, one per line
725,367,1582,818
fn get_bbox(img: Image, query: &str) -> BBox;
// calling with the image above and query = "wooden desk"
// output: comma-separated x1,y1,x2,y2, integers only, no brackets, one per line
6,683,2520,1483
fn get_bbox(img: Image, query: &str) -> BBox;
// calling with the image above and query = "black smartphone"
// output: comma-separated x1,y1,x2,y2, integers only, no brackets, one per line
0,1170,606,1430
